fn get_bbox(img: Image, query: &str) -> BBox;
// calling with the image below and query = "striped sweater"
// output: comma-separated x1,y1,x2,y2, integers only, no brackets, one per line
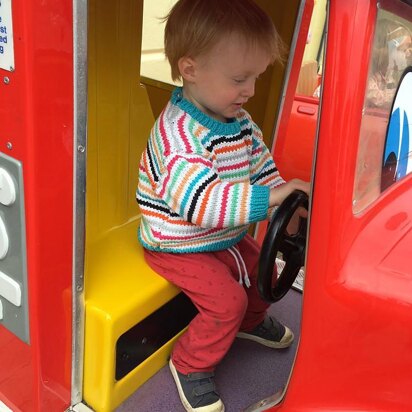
137,87,284,253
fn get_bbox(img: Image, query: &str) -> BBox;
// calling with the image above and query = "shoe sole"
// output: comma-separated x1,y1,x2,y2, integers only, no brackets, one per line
169,359,225,412
236,326,294,349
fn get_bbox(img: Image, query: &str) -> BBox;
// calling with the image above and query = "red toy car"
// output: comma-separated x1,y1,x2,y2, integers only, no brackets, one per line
0,0,411,411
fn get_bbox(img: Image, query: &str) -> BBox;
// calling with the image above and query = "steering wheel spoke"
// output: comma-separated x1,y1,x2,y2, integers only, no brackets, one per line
258,190,309,303
273,259,302,300
279,235,298,256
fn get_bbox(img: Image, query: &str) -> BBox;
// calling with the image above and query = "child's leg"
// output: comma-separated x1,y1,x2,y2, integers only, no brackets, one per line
235,234,270,331
144,249,248,375
235,234,294,349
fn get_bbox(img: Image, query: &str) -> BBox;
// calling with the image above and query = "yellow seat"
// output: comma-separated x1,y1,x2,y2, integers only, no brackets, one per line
82,1,189,410
83,220,183,412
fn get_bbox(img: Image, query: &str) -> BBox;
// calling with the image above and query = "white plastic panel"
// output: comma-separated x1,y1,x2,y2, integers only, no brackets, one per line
0,216,9,259
0,168,16,206
0,153,29,343
0,270,21,306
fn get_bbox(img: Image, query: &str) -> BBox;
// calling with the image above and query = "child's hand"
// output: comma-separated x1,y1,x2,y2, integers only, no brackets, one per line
269,179,310,207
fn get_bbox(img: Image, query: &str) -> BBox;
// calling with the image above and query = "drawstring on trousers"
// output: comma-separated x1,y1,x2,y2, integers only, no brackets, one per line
228,246,251,288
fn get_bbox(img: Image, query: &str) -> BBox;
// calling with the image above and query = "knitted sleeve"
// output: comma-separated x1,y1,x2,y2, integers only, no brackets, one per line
155,153,270,229
246,118,285,220
249,120,285,188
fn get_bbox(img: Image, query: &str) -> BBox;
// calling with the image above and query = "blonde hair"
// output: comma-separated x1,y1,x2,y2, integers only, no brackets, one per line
164,0,285,81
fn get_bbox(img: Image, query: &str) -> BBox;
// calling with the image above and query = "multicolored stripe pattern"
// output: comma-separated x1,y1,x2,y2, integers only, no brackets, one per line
137,87,284,253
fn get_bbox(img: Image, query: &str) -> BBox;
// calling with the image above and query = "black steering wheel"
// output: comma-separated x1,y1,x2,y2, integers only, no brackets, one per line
258,190,309,303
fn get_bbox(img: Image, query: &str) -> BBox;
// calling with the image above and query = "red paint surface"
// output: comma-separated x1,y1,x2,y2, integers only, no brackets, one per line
275,95,318,182
0,1,73,410
269,0,412,410
273,0,315,182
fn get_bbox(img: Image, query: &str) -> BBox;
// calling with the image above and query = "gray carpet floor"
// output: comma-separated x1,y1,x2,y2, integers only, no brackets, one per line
116,289,302,412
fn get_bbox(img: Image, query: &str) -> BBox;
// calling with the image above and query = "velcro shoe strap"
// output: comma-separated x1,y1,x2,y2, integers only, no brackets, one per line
193,382,216,396
187,371,215,381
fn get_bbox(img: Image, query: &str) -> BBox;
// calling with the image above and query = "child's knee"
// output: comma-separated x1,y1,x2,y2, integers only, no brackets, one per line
218,285,248,321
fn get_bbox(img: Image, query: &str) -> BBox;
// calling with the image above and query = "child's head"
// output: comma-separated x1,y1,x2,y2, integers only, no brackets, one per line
164,0,284,82
164,0,285,122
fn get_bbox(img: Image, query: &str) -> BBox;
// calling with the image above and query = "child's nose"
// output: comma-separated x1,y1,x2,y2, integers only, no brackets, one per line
242,80,255,98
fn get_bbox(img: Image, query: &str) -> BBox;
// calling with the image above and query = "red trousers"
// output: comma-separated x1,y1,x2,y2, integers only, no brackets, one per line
143,234,270,374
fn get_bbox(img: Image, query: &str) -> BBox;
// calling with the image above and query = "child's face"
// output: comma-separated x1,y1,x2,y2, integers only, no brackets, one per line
183,35,271,122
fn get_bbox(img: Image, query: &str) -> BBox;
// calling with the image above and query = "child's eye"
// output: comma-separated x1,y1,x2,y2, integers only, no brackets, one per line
233,78,246,84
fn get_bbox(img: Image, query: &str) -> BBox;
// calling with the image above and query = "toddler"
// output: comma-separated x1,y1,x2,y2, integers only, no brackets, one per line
137,0,310,410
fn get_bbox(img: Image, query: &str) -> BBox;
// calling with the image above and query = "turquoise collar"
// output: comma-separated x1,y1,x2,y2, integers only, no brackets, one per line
171,87,241,135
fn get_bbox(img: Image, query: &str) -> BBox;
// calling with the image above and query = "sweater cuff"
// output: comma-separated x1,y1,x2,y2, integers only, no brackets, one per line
249,185,270,223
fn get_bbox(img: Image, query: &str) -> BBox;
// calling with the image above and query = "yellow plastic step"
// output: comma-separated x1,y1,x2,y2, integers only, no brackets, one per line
83,221,181,411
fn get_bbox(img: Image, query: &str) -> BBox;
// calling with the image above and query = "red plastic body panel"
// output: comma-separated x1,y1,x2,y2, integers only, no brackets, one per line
273,0,315,165
275,95,318,182
0,1,73,410
256,0,315,246
269,0,412,410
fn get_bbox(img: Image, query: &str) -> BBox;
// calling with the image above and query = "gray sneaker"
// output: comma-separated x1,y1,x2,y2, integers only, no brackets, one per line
169,359,225,412
236,316,294,349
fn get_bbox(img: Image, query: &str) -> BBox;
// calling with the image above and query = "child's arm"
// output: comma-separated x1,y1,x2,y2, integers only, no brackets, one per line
248,120,310,207
156,153,270,229
249,122,285,190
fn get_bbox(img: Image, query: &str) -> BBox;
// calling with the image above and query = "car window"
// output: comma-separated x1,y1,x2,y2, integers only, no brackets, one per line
353,8,412,213
141,0,180,86
294,0,326,99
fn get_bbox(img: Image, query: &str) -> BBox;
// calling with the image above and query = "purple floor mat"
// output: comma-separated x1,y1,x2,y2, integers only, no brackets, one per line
115,289,302,412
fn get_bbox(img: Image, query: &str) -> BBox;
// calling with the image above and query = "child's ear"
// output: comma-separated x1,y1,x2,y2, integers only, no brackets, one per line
178,56,197,82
